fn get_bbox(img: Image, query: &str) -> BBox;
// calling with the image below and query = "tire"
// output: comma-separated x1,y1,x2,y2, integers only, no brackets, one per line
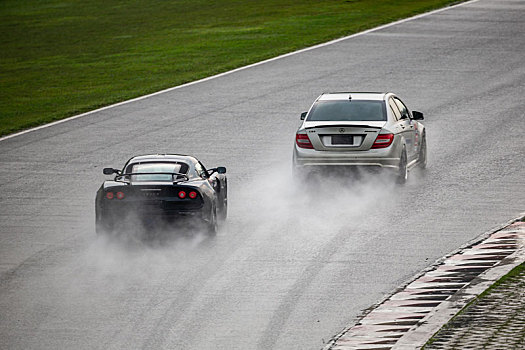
206,206,218,236
418,135,427,169
218,181,228,221
397,149,408,184
95,221,104,235
292,164,299,179
96,217,113,235
95,208,111,235
219,199,227,222
292,164,310,182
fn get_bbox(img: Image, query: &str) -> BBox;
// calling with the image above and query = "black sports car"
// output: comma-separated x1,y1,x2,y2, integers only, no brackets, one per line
95,154,227,236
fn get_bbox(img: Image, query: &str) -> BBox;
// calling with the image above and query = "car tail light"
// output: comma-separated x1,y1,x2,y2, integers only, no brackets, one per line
106,192,114,200
296,133,314,149
189,191,197,199
372,133,394,149
178,191,186,199
116,191,125,200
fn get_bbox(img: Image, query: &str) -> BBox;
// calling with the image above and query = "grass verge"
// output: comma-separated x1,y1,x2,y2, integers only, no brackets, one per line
1,0,461,137
424,261,525,348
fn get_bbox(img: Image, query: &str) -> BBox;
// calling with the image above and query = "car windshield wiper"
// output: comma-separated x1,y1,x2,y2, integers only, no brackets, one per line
114,172,189,184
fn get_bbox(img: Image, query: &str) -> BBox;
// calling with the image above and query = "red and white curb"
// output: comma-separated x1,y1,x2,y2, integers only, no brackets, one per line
324,216,525,350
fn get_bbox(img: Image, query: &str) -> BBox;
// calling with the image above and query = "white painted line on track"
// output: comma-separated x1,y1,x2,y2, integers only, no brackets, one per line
0,0,479,143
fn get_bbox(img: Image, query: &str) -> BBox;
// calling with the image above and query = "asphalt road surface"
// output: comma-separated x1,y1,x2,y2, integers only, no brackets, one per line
1,0,524,349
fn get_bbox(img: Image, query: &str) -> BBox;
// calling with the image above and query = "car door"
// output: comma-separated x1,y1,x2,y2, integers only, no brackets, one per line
393,97,417,161
197,161,220,194
388,98,411,158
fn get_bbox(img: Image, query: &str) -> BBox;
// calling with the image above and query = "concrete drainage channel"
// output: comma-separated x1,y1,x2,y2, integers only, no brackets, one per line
324,216,525,350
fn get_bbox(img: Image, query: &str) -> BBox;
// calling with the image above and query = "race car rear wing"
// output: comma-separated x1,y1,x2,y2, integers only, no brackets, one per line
113,172,189,184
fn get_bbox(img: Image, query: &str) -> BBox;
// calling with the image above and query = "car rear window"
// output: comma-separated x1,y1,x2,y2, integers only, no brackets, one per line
307,100,386,121
129,162,188,182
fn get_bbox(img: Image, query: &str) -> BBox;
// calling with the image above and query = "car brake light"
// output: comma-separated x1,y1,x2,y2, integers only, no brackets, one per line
372,133,394,149
296,133,314,149
116,192,125,200
106,192,114,200
178,191,186,199
189,191,197,199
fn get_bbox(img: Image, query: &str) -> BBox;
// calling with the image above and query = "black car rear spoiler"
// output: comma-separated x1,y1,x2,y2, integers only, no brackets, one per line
114,172,189,184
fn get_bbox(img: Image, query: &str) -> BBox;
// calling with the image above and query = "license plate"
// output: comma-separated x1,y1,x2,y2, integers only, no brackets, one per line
331,135,354,145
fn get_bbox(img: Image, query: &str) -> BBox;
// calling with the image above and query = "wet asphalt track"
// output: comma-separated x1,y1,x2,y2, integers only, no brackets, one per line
1,0,525,349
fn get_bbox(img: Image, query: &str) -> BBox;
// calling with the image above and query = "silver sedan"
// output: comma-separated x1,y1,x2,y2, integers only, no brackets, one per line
293,92,426,183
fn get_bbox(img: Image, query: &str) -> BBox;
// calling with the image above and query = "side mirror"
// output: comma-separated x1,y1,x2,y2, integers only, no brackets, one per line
412,111,424,120
103,168,119,175
207,167,227,175
300,112,307,120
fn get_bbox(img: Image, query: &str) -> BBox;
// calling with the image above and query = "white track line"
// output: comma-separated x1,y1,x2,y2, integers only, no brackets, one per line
1,0,479,143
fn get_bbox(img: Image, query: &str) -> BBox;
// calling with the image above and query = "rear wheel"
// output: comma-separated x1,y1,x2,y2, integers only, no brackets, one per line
95,209,112,235
418,135,427,169
292,164,311,182
95,221,104,235
219,199,227,222
206,206,218,236
292,164,300,179
218,181,228,221
397,149,408,184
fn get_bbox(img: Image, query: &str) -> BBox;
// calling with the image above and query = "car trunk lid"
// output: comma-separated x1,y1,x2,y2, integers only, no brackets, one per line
303,121,386,151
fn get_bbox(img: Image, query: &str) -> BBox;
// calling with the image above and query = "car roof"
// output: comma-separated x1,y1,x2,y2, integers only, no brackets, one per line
127,154,198,164
318,92,389,101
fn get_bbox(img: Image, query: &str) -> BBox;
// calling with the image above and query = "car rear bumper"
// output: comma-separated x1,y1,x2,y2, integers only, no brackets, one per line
293,145,401,169
98,201,211,228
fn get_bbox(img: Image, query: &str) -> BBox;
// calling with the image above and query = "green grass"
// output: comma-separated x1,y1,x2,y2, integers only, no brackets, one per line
477,261,524,298
424,261,525,348
1,0,460,137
